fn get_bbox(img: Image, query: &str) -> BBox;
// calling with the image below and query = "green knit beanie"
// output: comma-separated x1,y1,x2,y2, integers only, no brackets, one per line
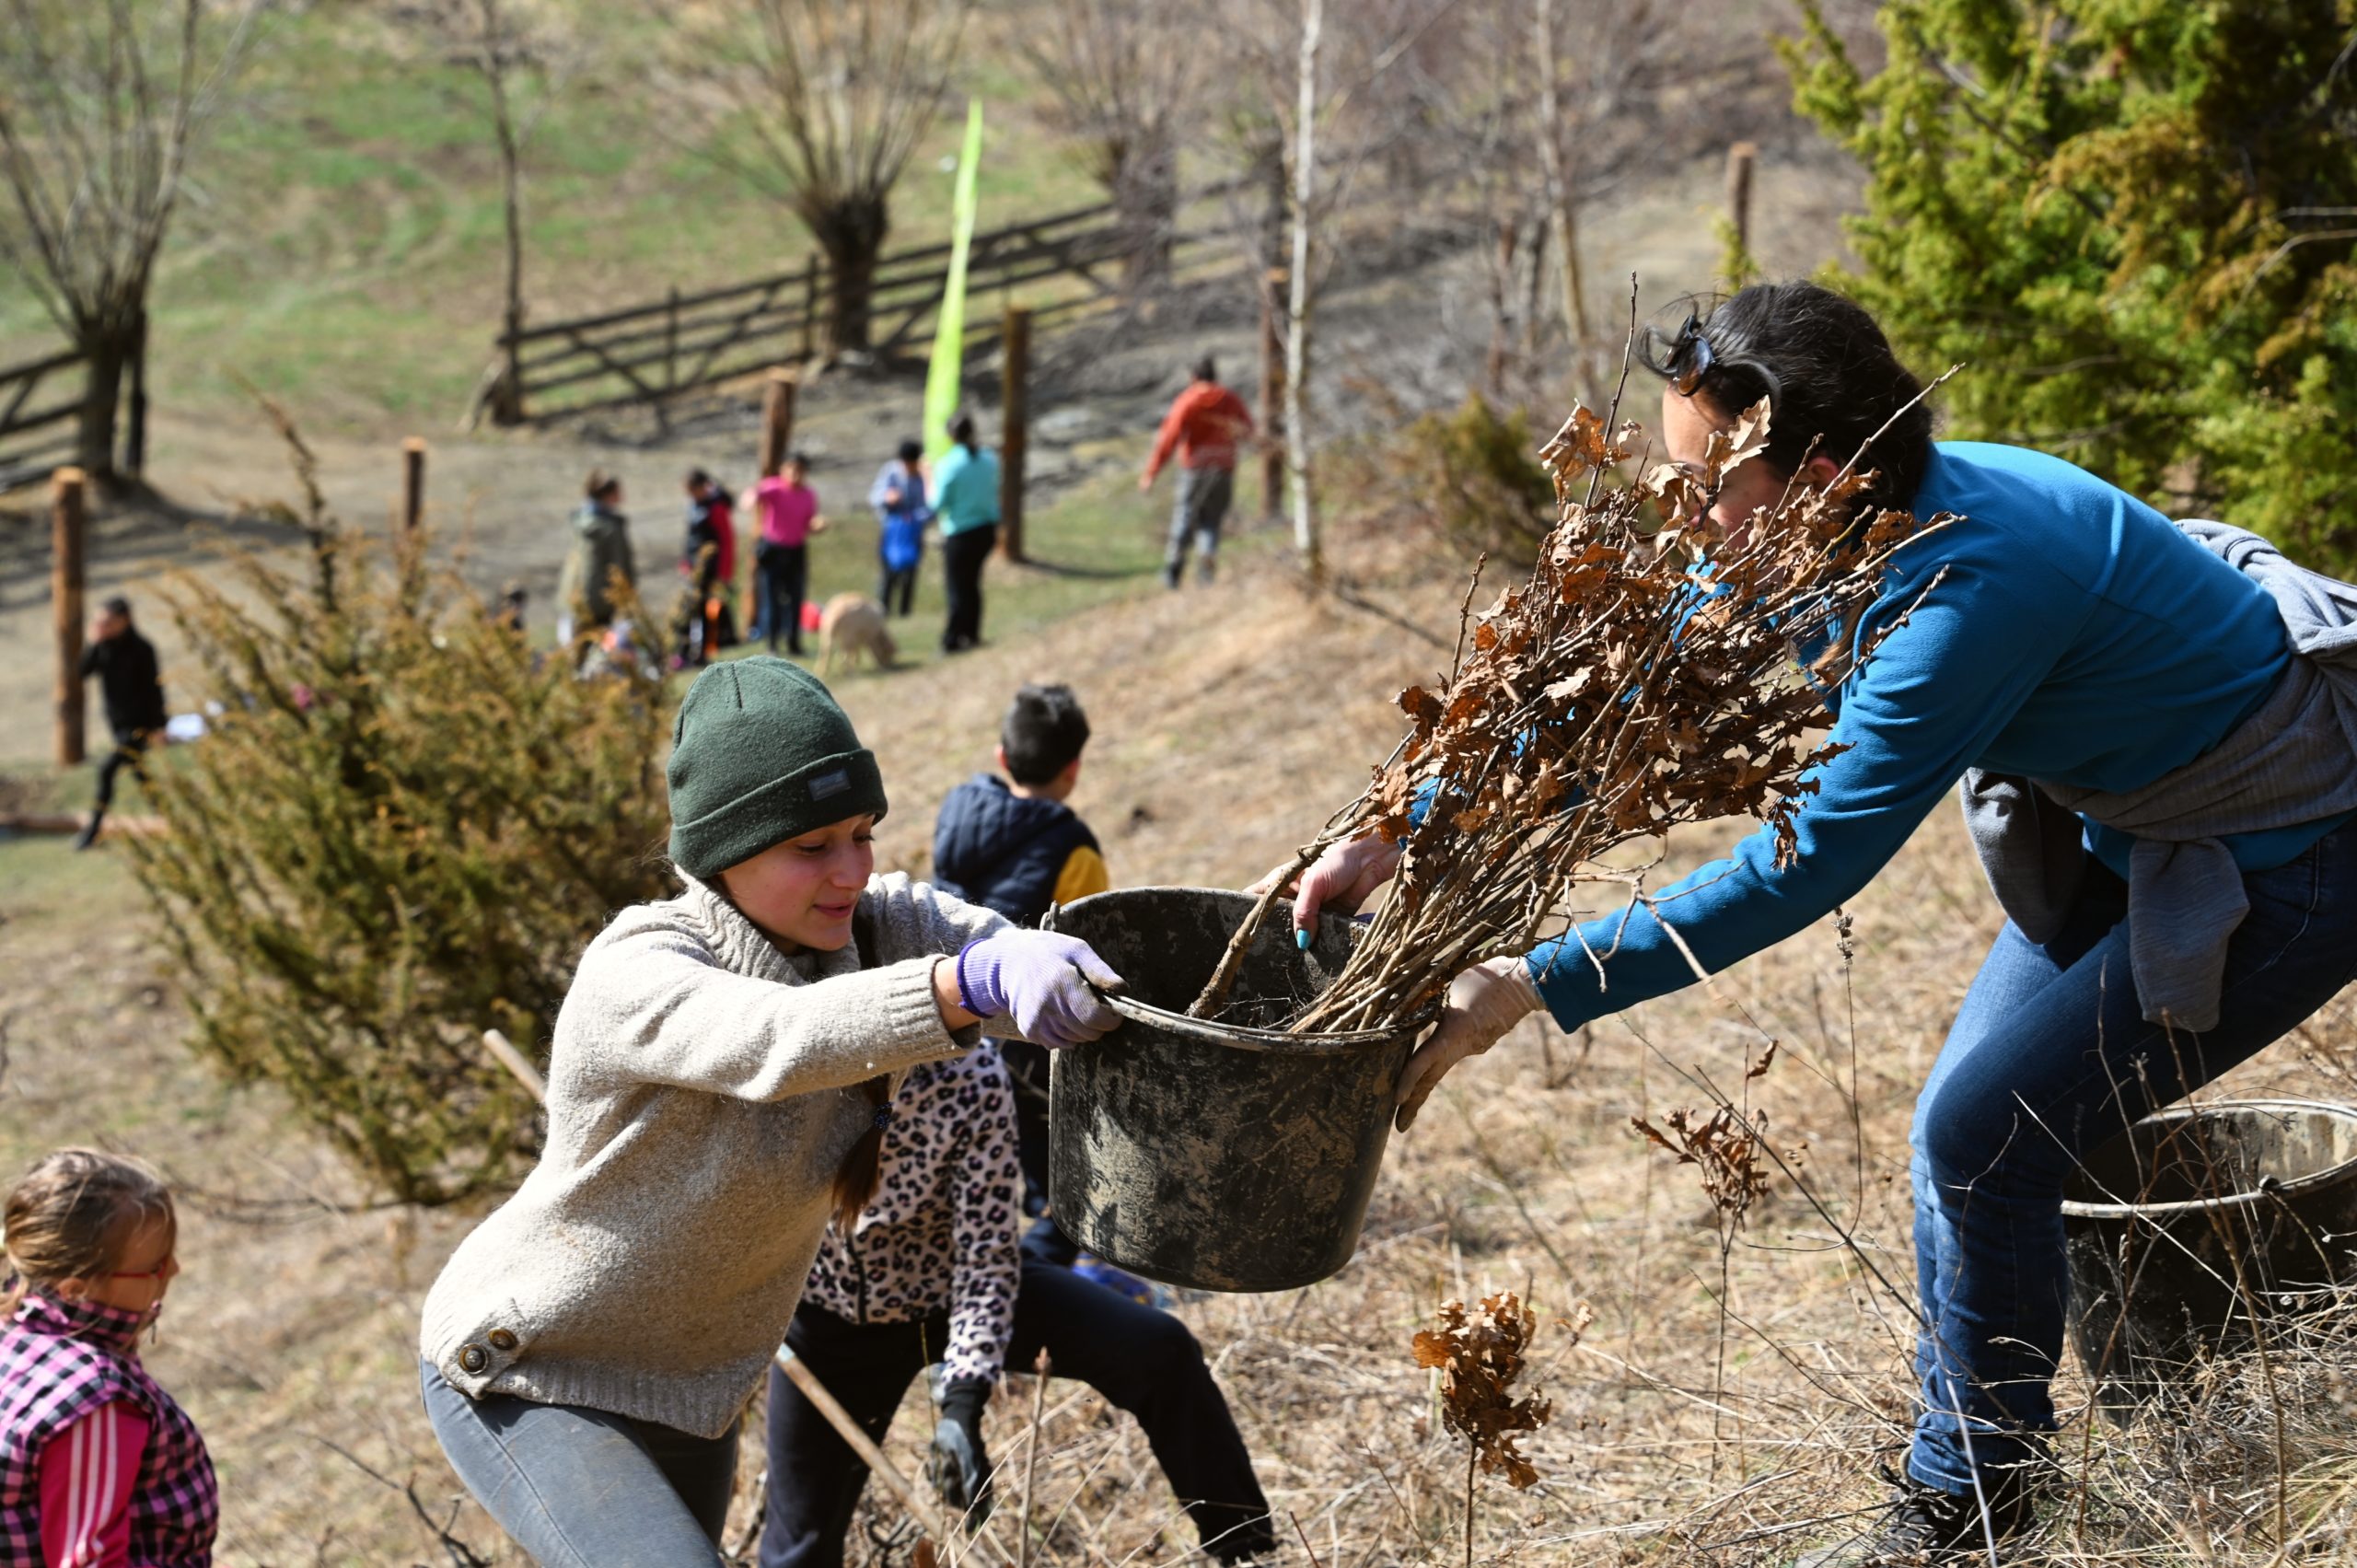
667,658,888,878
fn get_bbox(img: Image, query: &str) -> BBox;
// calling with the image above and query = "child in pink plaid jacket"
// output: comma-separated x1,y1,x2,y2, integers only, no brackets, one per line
0,1150,216,1567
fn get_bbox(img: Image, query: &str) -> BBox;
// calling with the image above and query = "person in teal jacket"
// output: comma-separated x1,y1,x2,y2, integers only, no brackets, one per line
932,414,1002,654
1262,281,2357,1565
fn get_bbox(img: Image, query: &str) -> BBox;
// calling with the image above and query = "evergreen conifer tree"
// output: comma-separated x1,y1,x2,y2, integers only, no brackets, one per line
1785,0,2356,564
129,424,675,1204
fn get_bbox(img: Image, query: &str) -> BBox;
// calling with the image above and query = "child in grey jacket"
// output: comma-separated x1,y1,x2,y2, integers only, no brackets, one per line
418,656,1123,1568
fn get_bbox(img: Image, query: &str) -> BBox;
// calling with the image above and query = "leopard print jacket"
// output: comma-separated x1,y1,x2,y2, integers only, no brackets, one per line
801,1043,1023,1385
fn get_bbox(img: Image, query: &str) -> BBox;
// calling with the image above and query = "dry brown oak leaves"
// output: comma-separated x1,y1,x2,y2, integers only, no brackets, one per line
1278,398,1948,1037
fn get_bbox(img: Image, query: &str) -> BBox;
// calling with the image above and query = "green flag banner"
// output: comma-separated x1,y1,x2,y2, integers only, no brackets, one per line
923,99,985,462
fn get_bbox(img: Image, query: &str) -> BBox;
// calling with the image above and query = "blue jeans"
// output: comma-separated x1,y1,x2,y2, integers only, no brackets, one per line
420,1362,739,1566
1164,466,1233,581
1907,820,2357,1495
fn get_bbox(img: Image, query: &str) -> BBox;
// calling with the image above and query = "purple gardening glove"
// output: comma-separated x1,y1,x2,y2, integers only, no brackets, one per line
956,930,1124,1049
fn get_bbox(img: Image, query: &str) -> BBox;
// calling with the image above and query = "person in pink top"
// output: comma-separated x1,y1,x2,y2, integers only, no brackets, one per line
0,1149,217,1568
741,453,829,656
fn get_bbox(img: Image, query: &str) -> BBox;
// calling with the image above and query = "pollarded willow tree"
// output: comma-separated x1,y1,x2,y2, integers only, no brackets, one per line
0,0,264,486
1011,0,1199,287
673,0,967,355
1787,0,2357,568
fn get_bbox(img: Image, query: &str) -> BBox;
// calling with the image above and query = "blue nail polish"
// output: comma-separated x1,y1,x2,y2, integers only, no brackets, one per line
1295,928,1312,951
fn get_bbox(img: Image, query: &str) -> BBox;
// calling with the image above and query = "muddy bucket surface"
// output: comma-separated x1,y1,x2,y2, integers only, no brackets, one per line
1044,886,1420,1292
2061,1098,2357,1414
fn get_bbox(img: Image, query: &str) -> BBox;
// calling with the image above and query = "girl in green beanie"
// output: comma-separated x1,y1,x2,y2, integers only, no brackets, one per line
418,656,1124,1566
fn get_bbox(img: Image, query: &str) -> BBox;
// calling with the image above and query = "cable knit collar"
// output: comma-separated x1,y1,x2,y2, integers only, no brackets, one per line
13,1290,151,1354
673,870,865,986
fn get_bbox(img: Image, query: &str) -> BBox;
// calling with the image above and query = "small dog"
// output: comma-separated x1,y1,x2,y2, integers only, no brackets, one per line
818,593,897,675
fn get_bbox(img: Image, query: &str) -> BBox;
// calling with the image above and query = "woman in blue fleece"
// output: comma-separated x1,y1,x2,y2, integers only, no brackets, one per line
1275,282,2357,1565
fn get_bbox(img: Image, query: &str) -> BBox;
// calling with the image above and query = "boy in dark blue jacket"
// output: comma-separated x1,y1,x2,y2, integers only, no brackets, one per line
932,684,1110,1271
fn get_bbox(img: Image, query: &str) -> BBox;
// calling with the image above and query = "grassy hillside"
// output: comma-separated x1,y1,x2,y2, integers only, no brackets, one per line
0,3,1098,434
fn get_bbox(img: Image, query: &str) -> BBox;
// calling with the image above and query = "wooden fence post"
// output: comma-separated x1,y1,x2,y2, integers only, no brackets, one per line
1726,142,1759,259
759,369,799,478
1259,268,1286,522
401,438,427,534
998,304,1030,563
53,468,86,768
666,286,681,395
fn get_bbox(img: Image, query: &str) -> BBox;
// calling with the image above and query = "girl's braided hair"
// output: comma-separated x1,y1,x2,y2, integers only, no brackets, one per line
2,1148,175,1314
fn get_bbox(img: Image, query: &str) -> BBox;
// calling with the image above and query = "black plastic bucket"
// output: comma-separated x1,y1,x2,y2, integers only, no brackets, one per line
2062,1098,2357,1415
1043,886,1422,1292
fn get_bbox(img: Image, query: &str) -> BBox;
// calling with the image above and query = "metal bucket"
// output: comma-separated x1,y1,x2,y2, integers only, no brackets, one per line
1043,886,1422,1292
2061,1098,2357,1415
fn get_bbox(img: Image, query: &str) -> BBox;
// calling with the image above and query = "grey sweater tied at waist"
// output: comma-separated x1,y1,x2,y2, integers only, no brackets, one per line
1963,520,2357,1031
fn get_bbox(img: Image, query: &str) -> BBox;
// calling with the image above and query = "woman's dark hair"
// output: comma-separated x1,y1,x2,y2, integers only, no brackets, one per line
585,468,621,502
1001,682,1091,784
685,468,712,490
1642,281,1935,516
948,413,978,451
897,439,923,465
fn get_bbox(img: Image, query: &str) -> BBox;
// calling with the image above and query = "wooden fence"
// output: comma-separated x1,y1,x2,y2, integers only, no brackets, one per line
0,324,146,493
1,348,90,492
489,195,1238,426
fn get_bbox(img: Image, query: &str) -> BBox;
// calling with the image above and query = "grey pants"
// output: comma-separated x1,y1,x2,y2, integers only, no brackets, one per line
1165,466,1234,579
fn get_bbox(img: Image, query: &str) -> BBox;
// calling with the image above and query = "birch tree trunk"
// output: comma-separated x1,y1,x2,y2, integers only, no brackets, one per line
1284,0,1323,587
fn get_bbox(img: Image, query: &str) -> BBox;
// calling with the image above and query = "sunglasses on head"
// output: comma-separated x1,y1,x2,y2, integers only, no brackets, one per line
1660,310,1715,397
1646,308,1786,415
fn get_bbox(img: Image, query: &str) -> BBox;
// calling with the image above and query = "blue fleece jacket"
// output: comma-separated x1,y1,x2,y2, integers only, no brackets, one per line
1525,440,2335,1031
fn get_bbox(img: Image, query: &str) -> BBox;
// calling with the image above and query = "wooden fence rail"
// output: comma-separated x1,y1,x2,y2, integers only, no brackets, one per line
0,327,149,494
488,190,1245,426
0,348,91,493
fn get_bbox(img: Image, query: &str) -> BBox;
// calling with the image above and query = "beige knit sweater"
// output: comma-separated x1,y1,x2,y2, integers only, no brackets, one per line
418,870,1011,1438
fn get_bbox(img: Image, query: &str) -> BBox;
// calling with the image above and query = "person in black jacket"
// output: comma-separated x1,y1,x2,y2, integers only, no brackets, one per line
670,469,738,668
75,597,168,851
931,685,1109,1270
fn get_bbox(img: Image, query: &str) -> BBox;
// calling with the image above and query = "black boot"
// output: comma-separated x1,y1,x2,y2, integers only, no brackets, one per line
72,809,103,851
1794,1468,2037,1567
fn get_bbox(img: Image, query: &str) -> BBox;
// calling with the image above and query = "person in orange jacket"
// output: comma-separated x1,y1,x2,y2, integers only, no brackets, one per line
1139,355,1253,589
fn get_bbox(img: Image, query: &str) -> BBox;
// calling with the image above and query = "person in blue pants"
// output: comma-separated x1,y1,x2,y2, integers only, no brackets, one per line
1258,280,2357,1566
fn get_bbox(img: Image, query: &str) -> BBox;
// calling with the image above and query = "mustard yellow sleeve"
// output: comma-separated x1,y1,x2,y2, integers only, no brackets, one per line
1051,845,1110,909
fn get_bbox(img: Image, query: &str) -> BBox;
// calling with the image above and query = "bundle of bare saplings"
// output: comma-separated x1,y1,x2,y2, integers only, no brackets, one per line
1194,394,1949,1035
